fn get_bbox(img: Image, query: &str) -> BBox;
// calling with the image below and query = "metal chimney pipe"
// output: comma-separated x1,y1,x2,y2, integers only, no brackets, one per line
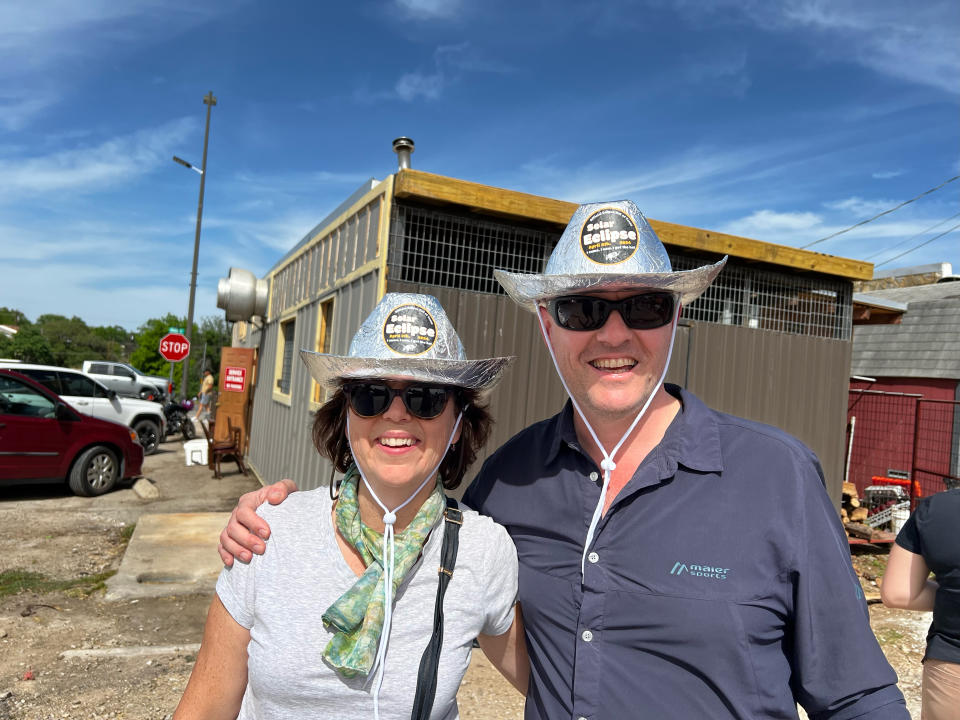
392,137,415,170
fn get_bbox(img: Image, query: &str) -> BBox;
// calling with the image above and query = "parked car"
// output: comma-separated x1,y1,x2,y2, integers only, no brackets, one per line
0,363,167,455
0,369,144,496
81,361,172,401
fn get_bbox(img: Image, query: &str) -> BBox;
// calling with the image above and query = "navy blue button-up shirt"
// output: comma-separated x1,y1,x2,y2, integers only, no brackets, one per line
464,386,906,719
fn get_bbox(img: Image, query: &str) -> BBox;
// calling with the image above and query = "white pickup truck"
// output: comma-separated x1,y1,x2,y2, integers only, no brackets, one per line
82,361,172,401
0,362,167,454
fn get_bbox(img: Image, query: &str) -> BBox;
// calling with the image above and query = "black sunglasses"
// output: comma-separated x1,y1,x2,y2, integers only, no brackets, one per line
547,292,676,331
342,382,456,420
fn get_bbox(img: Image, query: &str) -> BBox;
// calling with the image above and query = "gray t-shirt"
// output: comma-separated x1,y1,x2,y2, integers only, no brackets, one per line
217,488,518,719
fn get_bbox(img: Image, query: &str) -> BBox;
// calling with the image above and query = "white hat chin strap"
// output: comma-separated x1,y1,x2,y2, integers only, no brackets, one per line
535,305,680,578
345,411,463,719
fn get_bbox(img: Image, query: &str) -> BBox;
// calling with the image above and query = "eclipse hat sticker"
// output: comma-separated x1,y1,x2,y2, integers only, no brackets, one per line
382,304,438,356
579,207,640,265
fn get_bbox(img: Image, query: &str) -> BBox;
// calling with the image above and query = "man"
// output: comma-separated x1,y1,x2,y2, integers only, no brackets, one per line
221,201,906,718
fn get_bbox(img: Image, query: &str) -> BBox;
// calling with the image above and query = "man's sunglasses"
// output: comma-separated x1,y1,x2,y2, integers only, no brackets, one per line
342,382,456,420
546,292,676,332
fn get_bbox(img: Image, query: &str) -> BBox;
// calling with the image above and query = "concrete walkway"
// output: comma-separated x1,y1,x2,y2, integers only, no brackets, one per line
106,512,231,600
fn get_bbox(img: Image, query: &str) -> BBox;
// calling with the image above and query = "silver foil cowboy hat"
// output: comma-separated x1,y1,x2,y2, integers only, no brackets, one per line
494,200,726,308
300,293,513,391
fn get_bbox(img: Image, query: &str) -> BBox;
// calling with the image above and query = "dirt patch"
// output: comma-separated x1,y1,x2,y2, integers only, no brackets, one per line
0,448,922,718
851,546,928,718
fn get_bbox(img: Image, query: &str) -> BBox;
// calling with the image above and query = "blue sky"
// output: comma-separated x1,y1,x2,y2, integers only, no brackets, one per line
2,0,958,331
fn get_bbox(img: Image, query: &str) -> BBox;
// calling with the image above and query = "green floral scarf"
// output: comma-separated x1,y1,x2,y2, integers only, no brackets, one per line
322,466,445,677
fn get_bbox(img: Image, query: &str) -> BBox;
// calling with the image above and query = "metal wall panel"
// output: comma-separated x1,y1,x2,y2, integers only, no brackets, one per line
247,272,382,491
252,278,849,504
685,322,851,502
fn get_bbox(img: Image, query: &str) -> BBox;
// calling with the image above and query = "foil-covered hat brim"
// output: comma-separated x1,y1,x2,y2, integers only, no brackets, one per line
300,350,513,391
495,257,727,310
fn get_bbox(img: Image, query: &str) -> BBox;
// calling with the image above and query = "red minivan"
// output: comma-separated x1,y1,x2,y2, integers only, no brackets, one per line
0,369,144,496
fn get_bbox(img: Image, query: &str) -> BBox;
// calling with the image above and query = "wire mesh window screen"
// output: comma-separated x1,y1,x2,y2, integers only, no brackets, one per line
674,254,852,340
389,203,852,339
389,203,559,294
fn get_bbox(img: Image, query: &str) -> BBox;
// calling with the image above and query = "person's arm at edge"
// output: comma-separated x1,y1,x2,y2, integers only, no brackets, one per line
218,479,298,566
477,603,529,695
173,595,249,719
880,543,937,611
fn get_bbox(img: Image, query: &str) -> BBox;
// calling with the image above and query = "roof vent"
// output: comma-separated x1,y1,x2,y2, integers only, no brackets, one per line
217,267,268,322
392,137,414,170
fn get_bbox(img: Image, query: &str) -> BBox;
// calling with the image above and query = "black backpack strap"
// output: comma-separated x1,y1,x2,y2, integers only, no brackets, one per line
410,496,462,720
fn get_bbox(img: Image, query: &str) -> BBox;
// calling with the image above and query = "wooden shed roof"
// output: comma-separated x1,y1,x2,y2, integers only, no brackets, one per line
394,169,873,281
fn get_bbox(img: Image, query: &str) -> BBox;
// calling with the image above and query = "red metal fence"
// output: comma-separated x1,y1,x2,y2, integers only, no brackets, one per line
847,389,960,506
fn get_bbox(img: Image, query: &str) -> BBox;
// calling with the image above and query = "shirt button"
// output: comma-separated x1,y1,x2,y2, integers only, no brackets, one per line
589,471,598,481
581,630,593,642
578,717,589,720
588,552,599,564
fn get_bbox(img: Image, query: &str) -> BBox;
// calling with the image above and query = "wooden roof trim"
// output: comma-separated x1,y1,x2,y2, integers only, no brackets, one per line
393,169,873,281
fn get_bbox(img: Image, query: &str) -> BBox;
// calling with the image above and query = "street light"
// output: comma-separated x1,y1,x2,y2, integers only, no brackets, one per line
173,90,216,401
172,156,203,175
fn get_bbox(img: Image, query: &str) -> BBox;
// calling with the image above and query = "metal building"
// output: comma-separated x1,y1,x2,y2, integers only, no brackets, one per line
221,155,871,503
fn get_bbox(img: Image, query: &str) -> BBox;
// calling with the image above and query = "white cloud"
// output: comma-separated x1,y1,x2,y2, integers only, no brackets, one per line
872,170,902,180
359,42,509,103
0,91,60,132
721,209,824,239
0,118,196,196
0,1,234,127
681,50,752,98
674,0,960,95
394,0,461,20
824,196,892,217
395,72,446,101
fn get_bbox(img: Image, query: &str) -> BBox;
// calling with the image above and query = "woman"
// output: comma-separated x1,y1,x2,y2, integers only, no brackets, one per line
174,293,526,719
881,488,960,720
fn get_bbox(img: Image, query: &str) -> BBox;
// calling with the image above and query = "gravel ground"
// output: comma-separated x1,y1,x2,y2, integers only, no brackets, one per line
0,442,921,718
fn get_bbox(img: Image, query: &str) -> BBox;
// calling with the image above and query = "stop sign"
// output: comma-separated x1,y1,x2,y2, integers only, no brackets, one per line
159,332,191,362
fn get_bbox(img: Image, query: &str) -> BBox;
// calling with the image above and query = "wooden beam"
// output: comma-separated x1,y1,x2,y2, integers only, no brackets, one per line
650,220,874,280
394,169,576,226
393,169,874,281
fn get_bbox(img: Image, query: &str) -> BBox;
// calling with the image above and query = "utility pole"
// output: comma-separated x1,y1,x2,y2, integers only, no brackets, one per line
181,91,216,400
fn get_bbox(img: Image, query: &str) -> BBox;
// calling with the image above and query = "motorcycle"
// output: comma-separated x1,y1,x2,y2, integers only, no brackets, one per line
163,398,197,441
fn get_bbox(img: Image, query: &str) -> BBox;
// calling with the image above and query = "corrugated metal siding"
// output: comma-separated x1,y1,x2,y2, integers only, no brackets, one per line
269,198,383,318
252,281,849,504
685,323,851,501
247,273,382,490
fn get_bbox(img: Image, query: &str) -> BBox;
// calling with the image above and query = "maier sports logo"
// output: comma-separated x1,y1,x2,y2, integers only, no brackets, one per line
670,562,729,580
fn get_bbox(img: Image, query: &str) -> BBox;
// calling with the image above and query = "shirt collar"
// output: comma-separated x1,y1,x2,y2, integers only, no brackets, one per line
545,385,724,476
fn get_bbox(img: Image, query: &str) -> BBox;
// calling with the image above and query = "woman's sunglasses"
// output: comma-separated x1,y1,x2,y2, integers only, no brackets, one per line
342,382,456,420
546,292,676,332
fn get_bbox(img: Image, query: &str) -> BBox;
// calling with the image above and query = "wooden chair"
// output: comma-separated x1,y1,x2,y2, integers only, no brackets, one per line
201,418,248,479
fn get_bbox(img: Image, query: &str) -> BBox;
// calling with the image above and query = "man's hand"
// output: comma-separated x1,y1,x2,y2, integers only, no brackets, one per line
218,479,298,566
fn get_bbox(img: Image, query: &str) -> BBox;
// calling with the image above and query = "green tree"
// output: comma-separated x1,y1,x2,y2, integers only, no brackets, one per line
0,308,29,327
0,325,54,363
129,314,186,379
185,316,233,397
91,325,135,361
35,314,103,368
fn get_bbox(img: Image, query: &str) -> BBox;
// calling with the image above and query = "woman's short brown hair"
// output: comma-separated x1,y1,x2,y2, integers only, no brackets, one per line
312,382,494,490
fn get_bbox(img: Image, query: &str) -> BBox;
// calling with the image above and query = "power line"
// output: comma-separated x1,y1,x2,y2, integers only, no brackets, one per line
863,211,960,260
801,174,960,249
873,222,960,268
